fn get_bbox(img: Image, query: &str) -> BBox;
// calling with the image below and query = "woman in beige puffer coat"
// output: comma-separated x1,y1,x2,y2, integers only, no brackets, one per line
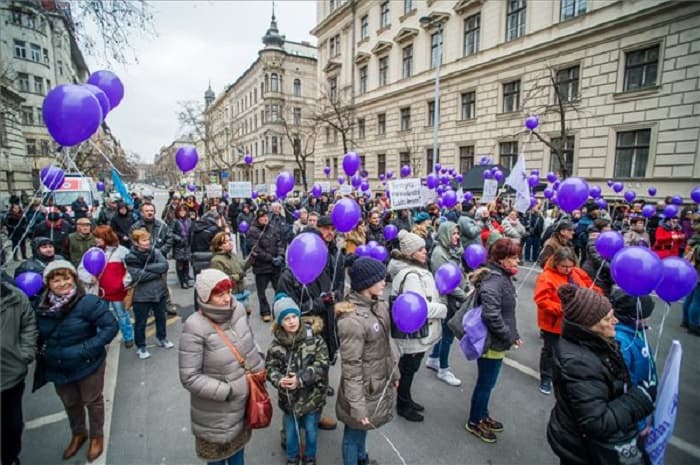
179,269,264,465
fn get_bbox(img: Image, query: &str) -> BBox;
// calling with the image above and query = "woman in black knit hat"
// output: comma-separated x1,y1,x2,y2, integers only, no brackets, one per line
547,284,656,465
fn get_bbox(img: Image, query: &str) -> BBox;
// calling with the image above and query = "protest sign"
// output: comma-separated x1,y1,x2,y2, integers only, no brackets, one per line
388,178,423,210
482,179,498,203
206,184,223,198
228,181,252,198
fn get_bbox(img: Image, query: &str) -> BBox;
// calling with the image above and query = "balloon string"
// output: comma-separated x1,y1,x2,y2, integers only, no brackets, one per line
654,302,671,361
590,260,606,289
87,140,122,176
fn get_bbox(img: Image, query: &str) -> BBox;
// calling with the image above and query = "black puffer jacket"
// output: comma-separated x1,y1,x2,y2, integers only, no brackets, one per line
476,263,519,352
171,218,192,261
547,320,654,465
247,219,284,275
110,210,135,247
130,218,173,256
365,223,385,246
125,246,169,303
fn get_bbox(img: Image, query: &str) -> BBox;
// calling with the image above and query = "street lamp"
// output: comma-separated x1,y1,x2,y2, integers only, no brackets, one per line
419,14,443,175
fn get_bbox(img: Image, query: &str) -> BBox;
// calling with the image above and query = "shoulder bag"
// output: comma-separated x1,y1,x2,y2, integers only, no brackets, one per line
207,318,272,429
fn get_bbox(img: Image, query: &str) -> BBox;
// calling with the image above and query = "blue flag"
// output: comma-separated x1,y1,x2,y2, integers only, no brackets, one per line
112,168,133,206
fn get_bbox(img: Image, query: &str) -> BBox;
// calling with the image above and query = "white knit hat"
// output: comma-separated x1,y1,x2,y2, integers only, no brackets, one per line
195,268,231,303
43,259,77,283
398,230,426,257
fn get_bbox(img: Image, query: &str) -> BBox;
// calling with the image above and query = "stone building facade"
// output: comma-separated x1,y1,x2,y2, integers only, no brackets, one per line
203,11,318,195
0,78,29,208
0,0,89,194
311,0,700,198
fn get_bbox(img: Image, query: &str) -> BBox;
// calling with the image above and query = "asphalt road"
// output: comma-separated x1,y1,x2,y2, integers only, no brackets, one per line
15,189,700,465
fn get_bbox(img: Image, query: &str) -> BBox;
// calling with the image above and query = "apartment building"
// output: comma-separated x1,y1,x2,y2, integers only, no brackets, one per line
311,0,700,198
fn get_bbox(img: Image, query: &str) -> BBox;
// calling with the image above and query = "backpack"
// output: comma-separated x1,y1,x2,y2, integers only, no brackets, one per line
389,270,430,339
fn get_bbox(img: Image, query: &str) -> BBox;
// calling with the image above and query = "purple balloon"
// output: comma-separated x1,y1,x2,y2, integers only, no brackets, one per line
244,153,253,165
367,241,379,250
43,84,102,146
596,198,608,209
239,220,250,233
342,152,361,177
400,165,411,178
82,247,106,276
276,171,295,197
434,163,442,172
323,166,331,176
589,185,602,199
624,191,636,203
311,183,322,198
187,183,196,192
464,244,487,269
545,172,557,183
15,272,43,297
392,291,428,333
361,170,369,178
82,83,111,119
436,198,443,208
552,180,561,191
384,224,398,241
543,188,554,199
351,174,363,188
557,177,589,213
611,246,663,296
612,182,624,193
370,245,388,262
442,190,458,208
655,257,697,303
641,204,656,218
87,70,124,109
96,181,105,192
287,232,329,285
40,165,65,191
663,204,678,218
337,175,346,185
691,186,700,203
435,262,462,295
527,174,540,188
360,181,370,191
251,191,258,199
463,191,473,202
530,196,538,208
490,166,499,174
648,187,657,197
606,179,614,187
531,169,540,176
426,173,439,189
525,115,539,130
355,245,369,257
436,186,446,196
175,146,199,172
671,195,683,206
595,231,624,260
331,198,361,232
483,170,493,180
455,174,464,183
379,173,385,181
386,170,394,179
440,175,450,186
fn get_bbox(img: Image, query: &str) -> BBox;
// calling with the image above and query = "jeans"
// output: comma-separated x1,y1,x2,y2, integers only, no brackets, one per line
539,330,560,382
397,352,425,407
523,235,542,262
1,381,25,465
468,357,503,424
207,448,244,465
109,300,134,343
255,272,280,316
683,284,700,329
284,411,319,460
133,297,167,349
341,425,368,465
429,319,454,369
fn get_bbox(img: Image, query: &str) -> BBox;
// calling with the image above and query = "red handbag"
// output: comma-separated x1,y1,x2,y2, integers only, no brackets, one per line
208,319,272,429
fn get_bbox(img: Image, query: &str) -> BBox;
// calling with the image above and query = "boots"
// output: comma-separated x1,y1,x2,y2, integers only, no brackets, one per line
86,436,104,462
62,432,88,460
397,398,424,422
317,415,337,430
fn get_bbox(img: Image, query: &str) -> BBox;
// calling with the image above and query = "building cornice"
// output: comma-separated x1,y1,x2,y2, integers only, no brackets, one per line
310,0,353,37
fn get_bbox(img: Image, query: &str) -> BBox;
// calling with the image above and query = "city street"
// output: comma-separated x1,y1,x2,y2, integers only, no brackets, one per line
16,191,700,465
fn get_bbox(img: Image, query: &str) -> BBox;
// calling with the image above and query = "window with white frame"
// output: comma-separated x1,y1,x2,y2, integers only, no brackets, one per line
293,107,302,126
427,100,437,126
360,15,369,39
14,40,26,59
463,13,480,56
293,79,301,97
550,136,575,177
614,129,650,178
33,76,44,94
402,45,413,79
555,65,580,102
506,0,526,42
270,73,279,92
459,146,475,173
329,34,341,57
359,66,368,94
461,91,476,120
561,0,587,21
30,44,40,62
400,107,411,131
499,142,519,170
26,138,36,155
380,1,390,28
21,106,34,125
404,0,414,15
377,113,386,135
17,73,29,92
42,48,49,65
503,80,520,113
623,45,659,92
378,56,389,86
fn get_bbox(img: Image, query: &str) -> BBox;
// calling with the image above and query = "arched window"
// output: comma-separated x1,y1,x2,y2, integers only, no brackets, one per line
271,73,279,92
260,82,264,95
293,79,301,97
264,75,269,93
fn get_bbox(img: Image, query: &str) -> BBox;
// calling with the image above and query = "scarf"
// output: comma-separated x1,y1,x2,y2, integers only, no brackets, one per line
47,287,77,314
178,218,190,239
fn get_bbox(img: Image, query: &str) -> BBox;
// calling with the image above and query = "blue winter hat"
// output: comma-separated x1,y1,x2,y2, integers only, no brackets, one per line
273,292,300,326
413,212,430,223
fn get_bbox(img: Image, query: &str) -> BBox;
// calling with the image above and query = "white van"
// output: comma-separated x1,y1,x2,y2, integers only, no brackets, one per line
42,174,100,217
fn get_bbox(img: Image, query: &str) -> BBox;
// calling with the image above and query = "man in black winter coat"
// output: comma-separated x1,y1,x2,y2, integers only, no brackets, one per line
188,211,222,275
129,203,172,256
247,210,285,321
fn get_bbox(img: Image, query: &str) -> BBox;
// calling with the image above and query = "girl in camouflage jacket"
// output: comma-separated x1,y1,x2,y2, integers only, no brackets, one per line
266,293,329,465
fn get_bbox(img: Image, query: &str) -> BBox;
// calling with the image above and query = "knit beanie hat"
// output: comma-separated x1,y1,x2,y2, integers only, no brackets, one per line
273,292,301,326
349,257,387,291
610,287,654,327
195,269,232,303
398,230,425,257
43,260,76,283
558,284,612,327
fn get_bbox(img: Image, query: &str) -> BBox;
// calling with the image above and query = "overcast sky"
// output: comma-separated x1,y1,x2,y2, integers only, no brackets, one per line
87,0,317,163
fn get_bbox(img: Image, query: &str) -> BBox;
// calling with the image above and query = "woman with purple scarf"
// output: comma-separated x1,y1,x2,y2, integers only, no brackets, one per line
172,204,194,289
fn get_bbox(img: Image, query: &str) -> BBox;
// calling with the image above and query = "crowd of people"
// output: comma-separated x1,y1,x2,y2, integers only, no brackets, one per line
1,185,699,465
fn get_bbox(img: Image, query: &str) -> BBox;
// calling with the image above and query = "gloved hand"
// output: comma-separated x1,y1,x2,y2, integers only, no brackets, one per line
638,377,657,404
272,256,283,267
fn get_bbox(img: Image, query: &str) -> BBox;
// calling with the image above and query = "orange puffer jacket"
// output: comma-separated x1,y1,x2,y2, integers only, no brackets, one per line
534,261,602,335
